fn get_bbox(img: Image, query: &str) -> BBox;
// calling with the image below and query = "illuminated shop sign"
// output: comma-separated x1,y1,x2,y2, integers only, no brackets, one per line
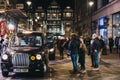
0,20,6,36
99,16,109,29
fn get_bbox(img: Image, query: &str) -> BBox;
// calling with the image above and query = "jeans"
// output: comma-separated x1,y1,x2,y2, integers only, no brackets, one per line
92,52,99,68
109,46,113,53
71,53,78,71
90,54,94,67
79,51,85,70
94,52,99,68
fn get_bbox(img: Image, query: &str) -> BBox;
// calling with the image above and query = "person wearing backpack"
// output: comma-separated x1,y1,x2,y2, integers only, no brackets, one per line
78,36,87,73
70,34,80,73
109,36,114,53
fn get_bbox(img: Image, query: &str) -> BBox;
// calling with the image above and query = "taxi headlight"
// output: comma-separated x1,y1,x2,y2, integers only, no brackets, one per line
2,54,8,60
49,48,54,52
30,56,36,61
36,54,41,60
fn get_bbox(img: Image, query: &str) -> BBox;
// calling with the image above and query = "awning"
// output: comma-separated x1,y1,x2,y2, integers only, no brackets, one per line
6,9,27,18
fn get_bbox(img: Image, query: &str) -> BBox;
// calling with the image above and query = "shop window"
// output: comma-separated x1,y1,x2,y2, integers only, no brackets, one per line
102,0,109,6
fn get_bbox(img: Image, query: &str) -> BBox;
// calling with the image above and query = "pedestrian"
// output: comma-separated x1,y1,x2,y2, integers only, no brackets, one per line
0,35,4,55
70,34,80,73
57,37,65,59
90,33,101,70
108,37,114,53
98,36,105,62
78,36,87,73
64,37,71,57
44,47,49,68
2,36,9,53
115,36,119,54
118,37,120,57
84,35,91,55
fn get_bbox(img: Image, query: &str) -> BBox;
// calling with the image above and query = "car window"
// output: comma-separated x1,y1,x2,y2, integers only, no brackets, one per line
10,35,42,47
35,36,42,46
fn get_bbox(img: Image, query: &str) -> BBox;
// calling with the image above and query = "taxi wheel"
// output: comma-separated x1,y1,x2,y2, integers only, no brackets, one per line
2,71,8,77
40,64,47,77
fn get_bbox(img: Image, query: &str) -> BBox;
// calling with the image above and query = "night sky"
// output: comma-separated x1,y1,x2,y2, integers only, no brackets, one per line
17,0,75,11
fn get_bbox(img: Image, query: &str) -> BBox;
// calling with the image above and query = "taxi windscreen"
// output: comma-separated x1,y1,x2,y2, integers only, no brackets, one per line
10,35,42,47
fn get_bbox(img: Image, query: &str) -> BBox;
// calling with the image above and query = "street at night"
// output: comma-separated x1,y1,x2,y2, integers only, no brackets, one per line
0,0,120,80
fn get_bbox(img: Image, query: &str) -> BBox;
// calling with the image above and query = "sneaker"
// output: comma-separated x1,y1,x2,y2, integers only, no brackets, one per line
92,68,99,70
79,70,82,73
81,70,86,73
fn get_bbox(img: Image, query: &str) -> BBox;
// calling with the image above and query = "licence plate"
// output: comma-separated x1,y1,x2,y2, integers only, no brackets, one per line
13,69,28,72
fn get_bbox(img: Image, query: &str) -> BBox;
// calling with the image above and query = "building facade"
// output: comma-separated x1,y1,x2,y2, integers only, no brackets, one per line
79,0,120,45
28,0,74,38
0,0,74,38
0,0,26,37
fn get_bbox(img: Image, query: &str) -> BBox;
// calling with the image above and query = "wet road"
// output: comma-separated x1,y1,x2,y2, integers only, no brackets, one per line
0,53,120,80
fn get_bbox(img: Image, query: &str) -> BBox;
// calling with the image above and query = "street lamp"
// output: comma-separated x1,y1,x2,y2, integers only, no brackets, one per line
89,0,94,35
26,1,32,7
26,0,32,30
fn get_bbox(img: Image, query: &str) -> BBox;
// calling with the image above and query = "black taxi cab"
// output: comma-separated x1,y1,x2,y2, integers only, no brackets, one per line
1,31,47,77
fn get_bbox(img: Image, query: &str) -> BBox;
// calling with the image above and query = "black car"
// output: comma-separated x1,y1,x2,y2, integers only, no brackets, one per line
1,31,47,77
46,36,55,60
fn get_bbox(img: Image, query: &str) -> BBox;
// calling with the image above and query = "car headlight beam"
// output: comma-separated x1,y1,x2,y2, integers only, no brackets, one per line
2,54,8,60
36,54,41,60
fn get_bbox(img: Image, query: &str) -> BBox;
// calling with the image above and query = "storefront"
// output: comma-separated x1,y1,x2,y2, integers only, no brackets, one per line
98,16,109,45
112,12,120,38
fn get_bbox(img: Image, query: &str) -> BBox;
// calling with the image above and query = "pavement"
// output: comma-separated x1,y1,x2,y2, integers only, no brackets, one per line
48,49,120,80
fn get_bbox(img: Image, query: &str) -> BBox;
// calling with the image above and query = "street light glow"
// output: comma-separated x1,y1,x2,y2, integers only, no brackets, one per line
26,1,32,6
89,1,94,7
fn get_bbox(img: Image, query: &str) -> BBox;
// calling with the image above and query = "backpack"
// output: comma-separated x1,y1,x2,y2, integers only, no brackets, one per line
68,41,71,50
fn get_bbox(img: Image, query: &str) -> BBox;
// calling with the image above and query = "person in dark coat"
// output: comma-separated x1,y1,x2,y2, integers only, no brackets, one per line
115,36,119,54
109,37,114,53
57,38,66,59
84,35,91,55
118,37,120,57
98,36,105,61
90,33,101,70
70,34,80,73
